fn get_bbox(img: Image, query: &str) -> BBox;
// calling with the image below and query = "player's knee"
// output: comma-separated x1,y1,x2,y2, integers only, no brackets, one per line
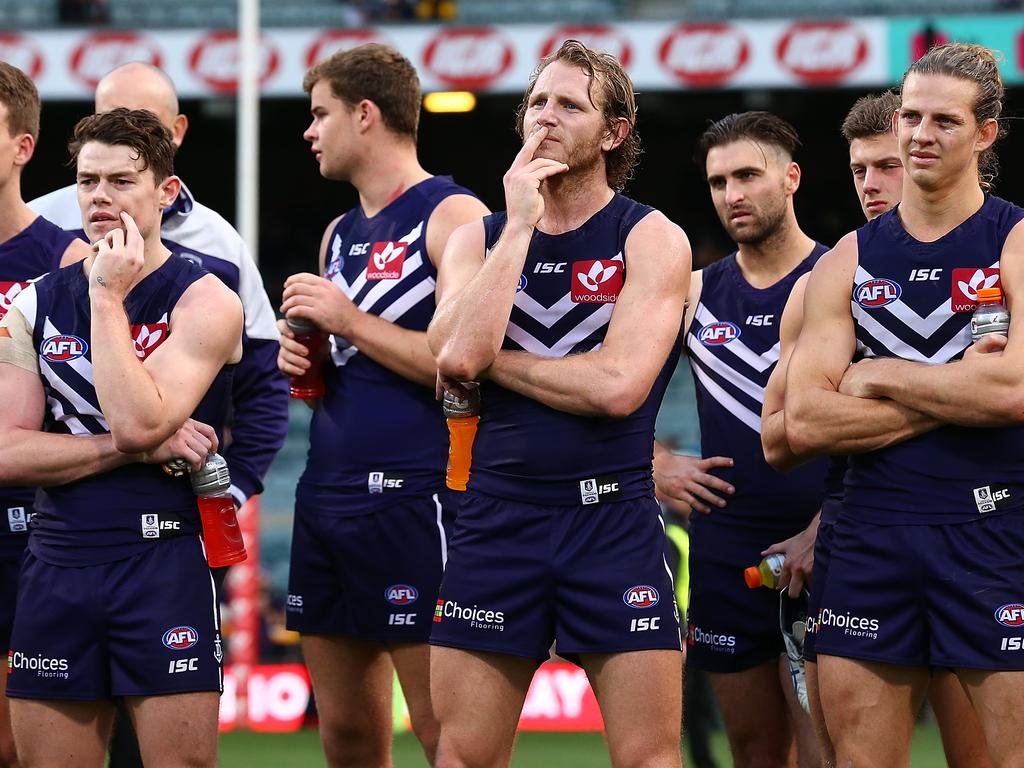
726,731,792,768
320,722,390,768
408,714,440,764
433,730,508,768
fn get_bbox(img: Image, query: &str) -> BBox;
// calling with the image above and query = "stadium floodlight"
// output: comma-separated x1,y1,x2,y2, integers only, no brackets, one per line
423,91,477,113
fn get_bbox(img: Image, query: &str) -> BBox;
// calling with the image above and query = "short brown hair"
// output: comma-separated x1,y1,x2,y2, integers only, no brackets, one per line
304,43,420,141
0,62,40,141
904,42,1005,190
515,39,640,191
841,91,901,143
68,108,174,182
695,111,801,170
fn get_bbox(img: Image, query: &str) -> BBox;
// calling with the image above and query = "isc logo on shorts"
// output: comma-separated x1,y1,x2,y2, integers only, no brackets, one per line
385,584,419,605
40,334,88,362
854,278,901,308
162,626,199,650
366,241,407,280
368,472,405,494
7,507,28,533
140,514,182,539
579,475,621,505
995,603,1024,627
571,260,622,303
973,484,1011,514
623,585,659,609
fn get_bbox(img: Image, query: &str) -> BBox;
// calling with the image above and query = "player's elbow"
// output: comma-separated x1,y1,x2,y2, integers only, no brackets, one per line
591,377,650,419
435,345,493,383
108,422,165,455
762,435,796,472
784,413,828,458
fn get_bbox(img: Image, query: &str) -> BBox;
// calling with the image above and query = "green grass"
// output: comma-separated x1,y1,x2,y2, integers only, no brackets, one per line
218,721,949,767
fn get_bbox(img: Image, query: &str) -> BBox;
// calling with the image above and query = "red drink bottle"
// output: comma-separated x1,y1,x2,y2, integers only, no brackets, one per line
191,453,247,567
286,317,326,400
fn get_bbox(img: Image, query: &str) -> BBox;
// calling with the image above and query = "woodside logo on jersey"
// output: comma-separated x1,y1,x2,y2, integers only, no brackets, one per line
366,241,407,280
571,260,622,303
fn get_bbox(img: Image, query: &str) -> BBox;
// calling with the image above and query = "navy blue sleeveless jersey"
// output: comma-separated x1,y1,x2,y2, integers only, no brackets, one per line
844,195,1024,524
298,176,475,513
0,216,76,557
467,194,679,505
686,246,830,526
13,256,233,566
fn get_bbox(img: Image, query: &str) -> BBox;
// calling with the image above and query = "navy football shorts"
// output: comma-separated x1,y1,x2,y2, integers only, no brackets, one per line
815,513,1024,670
286,493,454,642
685,515,808,673
7,536,222,700
0,553,24,652
429,492,681,661
803,516,836,663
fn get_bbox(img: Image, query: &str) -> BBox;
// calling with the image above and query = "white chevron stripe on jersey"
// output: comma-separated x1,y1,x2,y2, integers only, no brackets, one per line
377,277,435,322
330,340,359,367
509,252,624,330
45,394,95,436
357,252,425,310
852,262,999,338
40,359,107,431
333,221,426,298
506,303,614,358
693,303,780,372
690,360,762,433
686,333,766,404
856,309,971,364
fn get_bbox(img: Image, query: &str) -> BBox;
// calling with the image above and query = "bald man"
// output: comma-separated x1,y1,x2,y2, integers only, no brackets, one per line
30,62,288,515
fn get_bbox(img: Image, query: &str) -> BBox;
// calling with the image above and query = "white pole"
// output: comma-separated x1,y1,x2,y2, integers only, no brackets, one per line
237,0,259,264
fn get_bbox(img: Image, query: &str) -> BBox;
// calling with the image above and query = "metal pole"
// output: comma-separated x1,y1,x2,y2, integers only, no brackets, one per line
237,0,259,263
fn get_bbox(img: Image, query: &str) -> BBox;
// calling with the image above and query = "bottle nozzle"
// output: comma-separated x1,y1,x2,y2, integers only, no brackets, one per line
743,566,762,589
977,286,1003,302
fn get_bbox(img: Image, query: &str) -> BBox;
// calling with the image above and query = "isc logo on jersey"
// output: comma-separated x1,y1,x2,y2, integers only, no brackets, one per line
162,626,199,650
571,260,622,303
40,334,88,362
854,278,901,308
994,603,1024,627
623,585,659,609
366,241,407,280
385,584,419,606
698,321,739,346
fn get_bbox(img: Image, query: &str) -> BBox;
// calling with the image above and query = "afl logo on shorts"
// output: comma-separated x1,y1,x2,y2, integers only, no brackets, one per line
623,585,660,609
994,603,1024,627
40,334,88,362
384,584,419,606
698,322,739,346
854,278,901,308
162,626,199,650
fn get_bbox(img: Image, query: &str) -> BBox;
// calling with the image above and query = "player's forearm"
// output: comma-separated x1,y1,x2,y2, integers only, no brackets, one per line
0,430,138,486
786,387,940,457
344,313,438,387
487,349,651,418
90,293,170,451
761,410,806,471
431,222,534,379
864,357,1024,426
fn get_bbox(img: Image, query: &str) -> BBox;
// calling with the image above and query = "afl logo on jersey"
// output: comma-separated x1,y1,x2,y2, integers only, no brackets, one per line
623,585,660,609
40,335,88,362
367,241,407,280
854,278,901,308
698,321,740,346
994,603,1024,627
162,626,199,650
385,585,419,606
517,274,528,293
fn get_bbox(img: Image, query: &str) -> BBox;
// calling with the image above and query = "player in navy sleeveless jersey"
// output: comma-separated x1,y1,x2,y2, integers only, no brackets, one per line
654,112,828,768
0,109,241,767
761,91,992,768
428,41,690,768
276,45,488,766
0,62,93,768
787,44,1024,765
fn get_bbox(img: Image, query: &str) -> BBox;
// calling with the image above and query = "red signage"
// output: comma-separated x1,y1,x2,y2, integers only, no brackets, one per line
70,32,162,90
422,27,514,90
540,25,632,68
188,31,280,95
776,21,868,84
658,24,750,87
305,29,384,69
0,34,44,80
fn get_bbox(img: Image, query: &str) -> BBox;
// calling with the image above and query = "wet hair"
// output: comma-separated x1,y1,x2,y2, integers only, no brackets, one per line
68,107,174,182
0,61,40,141
515,39,640,191
903,42,1005,190
695,111,801,170
304,43,420,141
841,91,901,143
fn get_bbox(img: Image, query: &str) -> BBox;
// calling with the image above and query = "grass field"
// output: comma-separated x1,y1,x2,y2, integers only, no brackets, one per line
218,722,948,767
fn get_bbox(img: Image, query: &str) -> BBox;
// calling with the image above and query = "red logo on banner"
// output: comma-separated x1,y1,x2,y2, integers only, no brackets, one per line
130,322,169,359
70,32,162,90
658,24,750,87
219,665,312,733
188,31,280,95
305,29,383,69
0,34,44,80
776,22,868,84
422,27,514,90
540,25,632,68
912,29,950,64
